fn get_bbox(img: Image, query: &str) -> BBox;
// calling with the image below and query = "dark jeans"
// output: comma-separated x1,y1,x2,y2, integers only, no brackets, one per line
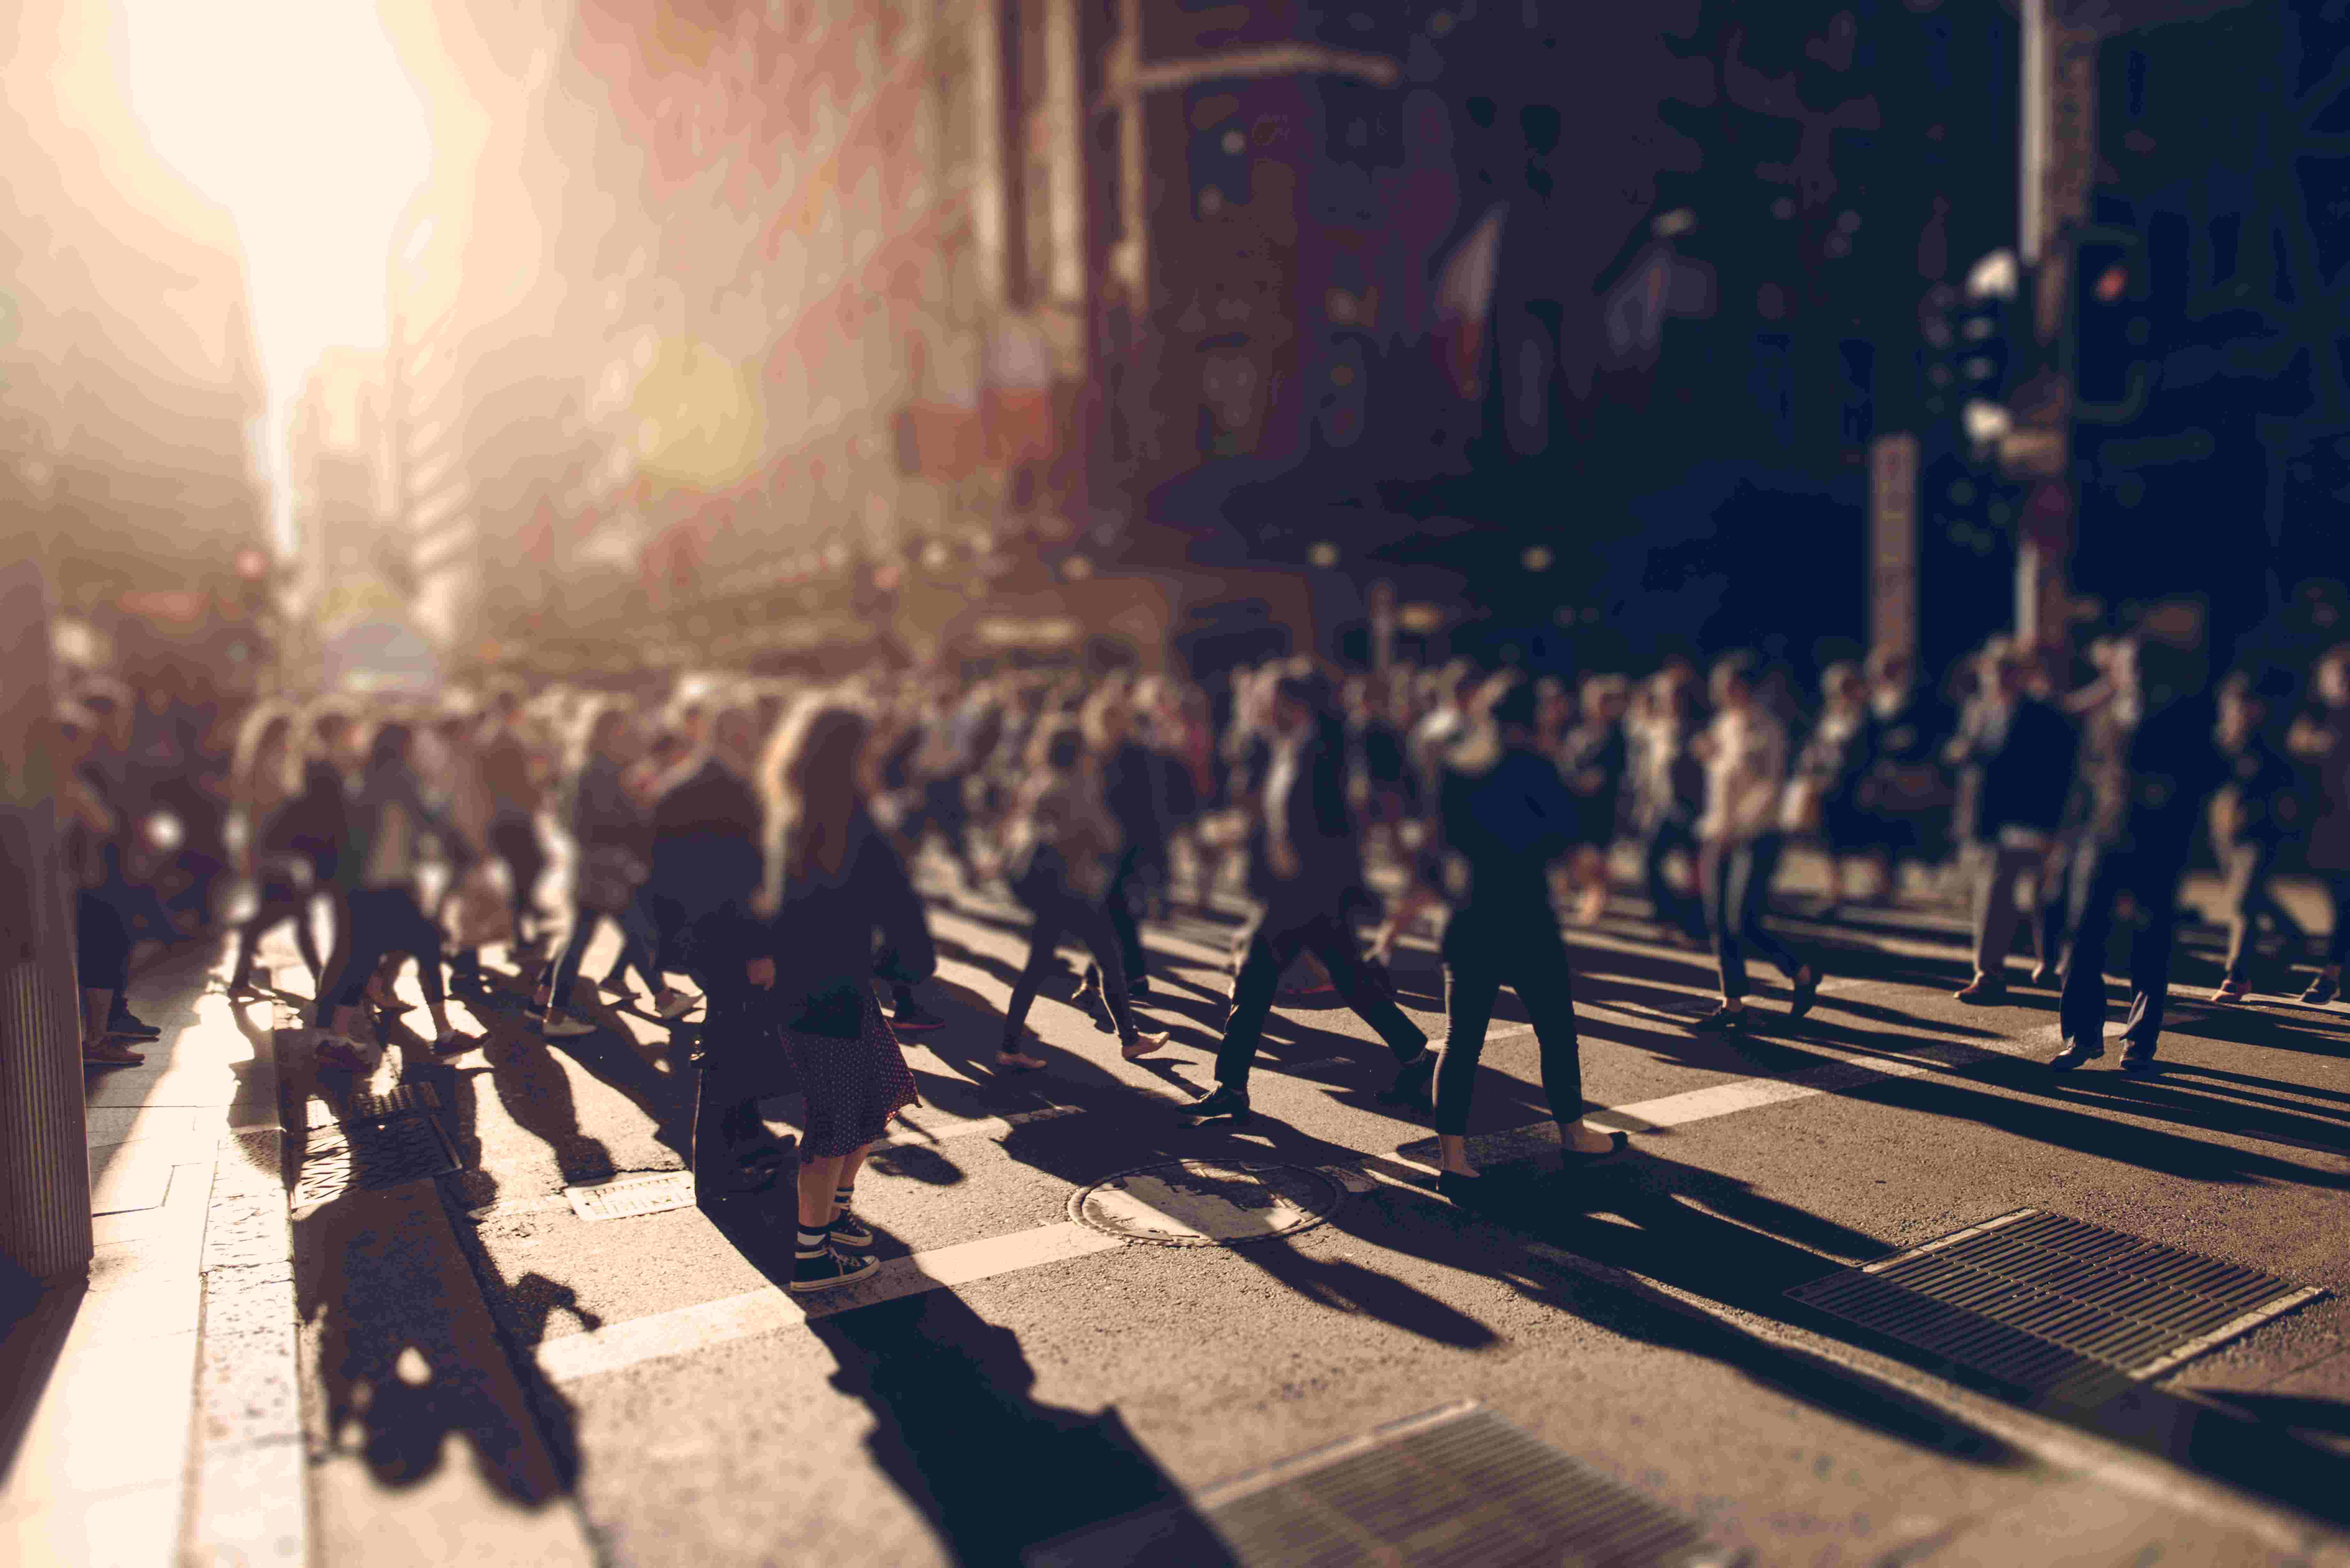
226,875,324,988
489,814,547,939
1216,905,1426,1094
2057,841,2186,1050
2219,840,2306,983
75,891,131,996
1098,848,1148,989
1705,835,1805,1002
315,886,444,1021
1004,881,1139,1048
1434,906,1584,1137
548,896,662,1009
2035,844,2078,975
1642,812,1706,939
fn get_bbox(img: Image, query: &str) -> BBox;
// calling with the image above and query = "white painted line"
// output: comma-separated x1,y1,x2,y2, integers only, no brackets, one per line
1857,1209,2039,1276
536,1220,1125,1384
2130,1285,2332,1381
881,1103,1083,1147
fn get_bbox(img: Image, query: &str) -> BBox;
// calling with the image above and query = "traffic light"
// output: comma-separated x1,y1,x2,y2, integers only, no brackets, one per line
2066,225,2155,424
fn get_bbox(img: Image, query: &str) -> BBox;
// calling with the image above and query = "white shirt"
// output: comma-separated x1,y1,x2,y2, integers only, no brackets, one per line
1697,706,1789,844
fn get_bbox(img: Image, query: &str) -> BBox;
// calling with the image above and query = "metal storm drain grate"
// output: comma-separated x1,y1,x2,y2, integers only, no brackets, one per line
1787,1210,2325,1402
1028,1403,1731,1568
307,1082,442,1129
565,1172,697,1222
292,1113,462,1207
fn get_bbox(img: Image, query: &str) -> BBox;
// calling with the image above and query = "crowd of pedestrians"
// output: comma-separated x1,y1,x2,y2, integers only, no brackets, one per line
45,614,2350,1288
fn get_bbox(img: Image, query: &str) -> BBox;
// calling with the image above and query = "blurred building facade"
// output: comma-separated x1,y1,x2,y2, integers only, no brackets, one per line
1,0,271,692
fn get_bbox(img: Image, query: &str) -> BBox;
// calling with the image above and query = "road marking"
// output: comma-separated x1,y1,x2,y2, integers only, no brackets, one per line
881,1103,1083,1146
536,1220,1125,1384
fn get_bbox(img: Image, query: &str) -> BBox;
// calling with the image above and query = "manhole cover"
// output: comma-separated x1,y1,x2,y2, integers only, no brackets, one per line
566,1172,696,1222
1028,1402,1731,1568
1068,1161,1343,1248
1788,1209,2325,1403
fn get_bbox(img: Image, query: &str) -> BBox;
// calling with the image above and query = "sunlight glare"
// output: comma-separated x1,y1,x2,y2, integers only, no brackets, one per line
120,0,433,554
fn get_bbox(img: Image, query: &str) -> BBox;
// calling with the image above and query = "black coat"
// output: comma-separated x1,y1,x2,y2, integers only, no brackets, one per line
1948,697,2077,842
752,815,934,1038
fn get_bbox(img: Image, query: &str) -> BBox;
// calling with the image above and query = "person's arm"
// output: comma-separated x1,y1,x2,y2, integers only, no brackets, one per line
868,833,937,986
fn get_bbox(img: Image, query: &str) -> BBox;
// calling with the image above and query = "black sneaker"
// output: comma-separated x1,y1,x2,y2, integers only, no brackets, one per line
2049,1039,2104,1072
1182,1085,1251,1121
2118,1041,2160,1074
789,1244,880,1294
1691,1005,1749,1033
828,1210,874,1250
1375,1050,1437,1112
109,1012,161,1040
890,1002,947,1032
2301,974,2340,1006
1790,968,1822,1019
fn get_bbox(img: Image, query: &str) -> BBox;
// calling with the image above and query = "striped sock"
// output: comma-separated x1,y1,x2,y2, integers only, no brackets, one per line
795,1229,829,1256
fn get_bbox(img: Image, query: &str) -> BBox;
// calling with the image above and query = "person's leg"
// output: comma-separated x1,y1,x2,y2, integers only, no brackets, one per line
2057,849,2121,1051
1976,845,2032,982
1308,914,1428,1063
998,910,1065,1063
1431,941,1502,1174
224,904,267,992
1965,841,2002,977
1510,927,1612,1152
2218,841,2262,985
1212,914,1302,1097
1734,835,1808,983
2121,856,2182,1052
1705,840,1748,1003
2326,875,2350,972
77,893,138,1059
1067,901,1152,1049
546,902,599,1014
1105,850,1147,989
399,894,455,1040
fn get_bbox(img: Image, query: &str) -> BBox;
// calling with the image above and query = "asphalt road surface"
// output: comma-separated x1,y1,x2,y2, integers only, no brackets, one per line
314,851,2350,1567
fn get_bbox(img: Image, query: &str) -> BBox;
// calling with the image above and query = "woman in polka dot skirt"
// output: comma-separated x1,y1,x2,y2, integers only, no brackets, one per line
744,695,935,1293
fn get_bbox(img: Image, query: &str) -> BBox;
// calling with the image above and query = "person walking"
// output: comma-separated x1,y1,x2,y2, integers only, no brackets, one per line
222,705,325,999
313,721,472,1061
2051,629,2227,1072
995,716,1171,1070
1557,675,1630,924
1184,665,1431,1121
1081,679,1167,1005
1389,675,1628,1202
477,686,552,956
2210,667,2311,1002
1945,641,2078,1004
2286,644,2350,1006
1787,663,1881,913
1692,653,1821,1032
539,699,665,1038
1630,668,1709,943
739,697,935,1293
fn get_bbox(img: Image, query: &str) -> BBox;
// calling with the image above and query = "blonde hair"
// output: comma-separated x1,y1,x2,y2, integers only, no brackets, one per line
756,694,873,913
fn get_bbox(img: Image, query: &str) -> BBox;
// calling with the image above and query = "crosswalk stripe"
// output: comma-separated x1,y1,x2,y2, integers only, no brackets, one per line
535,1221,1125,1383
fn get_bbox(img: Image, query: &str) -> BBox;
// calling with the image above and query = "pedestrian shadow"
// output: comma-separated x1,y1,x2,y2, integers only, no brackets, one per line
717,1227,1228,1566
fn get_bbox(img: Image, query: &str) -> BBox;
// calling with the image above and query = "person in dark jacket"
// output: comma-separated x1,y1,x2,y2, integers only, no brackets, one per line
995,717,1171,1070
1384,675,1629,1202
738,697,933,1294
1946,640,2079,1004
2051,629,2229,1072
1184,666,1430,1122
539,699,665,1037
644,701,764,1052
2210,667,2310,1001
1081,680,1167,1003
1630,667,1709,943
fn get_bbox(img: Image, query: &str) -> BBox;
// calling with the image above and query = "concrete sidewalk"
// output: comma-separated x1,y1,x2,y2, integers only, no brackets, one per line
0,937,300,1567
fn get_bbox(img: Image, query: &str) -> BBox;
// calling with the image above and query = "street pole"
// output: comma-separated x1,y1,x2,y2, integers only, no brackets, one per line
2013,0,2100,656
0,551,93,1294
